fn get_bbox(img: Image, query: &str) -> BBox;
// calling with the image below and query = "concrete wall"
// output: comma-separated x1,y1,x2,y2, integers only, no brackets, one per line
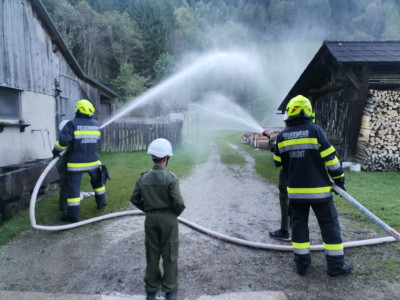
0,91,56,166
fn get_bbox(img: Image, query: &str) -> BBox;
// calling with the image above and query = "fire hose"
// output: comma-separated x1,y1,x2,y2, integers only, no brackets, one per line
30,156,399,251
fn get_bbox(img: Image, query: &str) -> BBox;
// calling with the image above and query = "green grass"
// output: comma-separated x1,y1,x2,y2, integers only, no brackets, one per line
234,137,400,232
214,139,246,166
235,141,279,184
2,131,400,248
0,138,211,246
335,171,400,231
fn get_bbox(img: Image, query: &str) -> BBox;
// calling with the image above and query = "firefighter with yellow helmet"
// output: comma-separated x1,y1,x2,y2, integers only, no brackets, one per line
274,95,351,276
52,99,107,223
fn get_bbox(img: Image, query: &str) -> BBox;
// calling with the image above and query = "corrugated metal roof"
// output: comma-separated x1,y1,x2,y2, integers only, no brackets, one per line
325,41,400,62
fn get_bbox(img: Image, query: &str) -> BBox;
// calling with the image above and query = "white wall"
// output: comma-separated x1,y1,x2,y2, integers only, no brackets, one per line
0,91,57,167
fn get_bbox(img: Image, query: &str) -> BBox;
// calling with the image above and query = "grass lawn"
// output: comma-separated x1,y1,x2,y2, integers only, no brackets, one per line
231,133,400,234
0,138,211,246
1,131,400,247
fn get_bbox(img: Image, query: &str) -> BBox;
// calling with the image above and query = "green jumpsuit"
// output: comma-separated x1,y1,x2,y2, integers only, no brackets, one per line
131,165,185,294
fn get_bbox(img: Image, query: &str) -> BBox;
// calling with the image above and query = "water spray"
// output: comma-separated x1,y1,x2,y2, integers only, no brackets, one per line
191,92,264,133
28,49,398,250
101,51,264,130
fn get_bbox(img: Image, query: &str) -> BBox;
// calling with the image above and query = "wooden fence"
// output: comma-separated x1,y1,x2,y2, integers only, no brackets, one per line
100,121,183,152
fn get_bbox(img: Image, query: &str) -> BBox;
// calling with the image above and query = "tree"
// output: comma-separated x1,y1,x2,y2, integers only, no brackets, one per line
42,0,82,51
103,10,143,66
127,0,175,79
364,0,385,38
111,63,150,102
382,2,400,39
172,4,203,56
74,1,111,81
153,53,176,84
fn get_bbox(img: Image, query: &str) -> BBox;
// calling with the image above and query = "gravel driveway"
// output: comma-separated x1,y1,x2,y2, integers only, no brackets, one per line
0,142,399,300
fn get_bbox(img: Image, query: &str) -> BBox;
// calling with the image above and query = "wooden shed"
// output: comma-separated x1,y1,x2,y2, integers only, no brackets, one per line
0,0,117,223
0,0,118,167
278,41,400,171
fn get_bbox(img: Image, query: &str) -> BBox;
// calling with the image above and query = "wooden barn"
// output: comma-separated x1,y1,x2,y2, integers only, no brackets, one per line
278,41,400,171
0,0,117,168
0,0,117,223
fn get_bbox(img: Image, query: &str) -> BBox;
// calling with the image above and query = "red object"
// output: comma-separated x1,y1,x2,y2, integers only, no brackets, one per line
262,130,270,137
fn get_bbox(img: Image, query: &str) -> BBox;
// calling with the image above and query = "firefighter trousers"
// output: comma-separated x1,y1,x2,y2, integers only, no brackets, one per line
278,170,289,232
290,199,345,272
144,212,179,294
66,168,106,220
56,155,68,214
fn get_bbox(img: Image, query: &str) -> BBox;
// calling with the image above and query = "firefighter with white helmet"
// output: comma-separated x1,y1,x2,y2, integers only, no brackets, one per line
52,99,107,223
131,138,185,300
274,95,351,276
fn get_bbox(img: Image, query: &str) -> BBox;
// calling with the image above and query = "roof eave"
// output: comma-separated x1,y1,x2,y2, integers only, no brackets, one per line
30,0,118,99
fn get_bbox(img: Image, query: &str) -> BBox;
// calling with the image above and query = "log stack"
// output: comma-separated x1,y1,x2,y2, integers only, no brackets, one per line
356,89,400,171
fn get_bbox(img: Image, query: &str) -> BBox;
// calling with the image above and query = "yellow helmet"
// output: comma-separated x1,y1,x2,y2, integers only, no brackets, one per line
286,95,312,119
75,99,95,116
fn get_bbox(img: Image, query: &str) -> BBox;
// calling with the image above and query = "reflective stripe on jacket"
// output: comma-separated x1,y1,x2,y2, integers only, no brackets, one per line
53,115,101,172
274,119,344,203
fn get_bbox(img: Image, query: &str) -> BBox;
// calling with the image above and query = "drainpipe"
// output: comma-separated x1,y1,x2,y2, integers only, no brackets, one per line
54,78,62,139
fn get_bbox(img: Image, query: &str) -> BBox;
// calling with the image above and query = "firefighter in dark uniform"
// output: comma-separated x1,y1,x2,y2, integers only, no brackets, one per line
56,119,69,219
264,115,291,242
52,99,106,223
131,138,185,300
274,95,351,276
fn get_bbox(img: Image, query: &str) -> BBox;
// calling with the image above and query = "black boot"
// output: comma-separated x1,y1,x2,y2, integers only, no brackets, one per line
327,261,351,276
166,286,178,300
60,215,79,223
269,229,291,241
146,292,156,300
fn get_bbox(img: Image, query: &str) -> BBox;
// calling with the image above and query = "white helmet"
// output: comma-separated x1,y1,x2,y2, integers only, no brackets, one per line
59,120,69,131
147,138,173,158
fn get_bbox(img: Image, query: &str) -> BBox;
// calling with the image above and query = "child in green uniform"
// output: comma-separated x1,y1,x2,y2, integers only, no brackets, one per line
131,138,185,300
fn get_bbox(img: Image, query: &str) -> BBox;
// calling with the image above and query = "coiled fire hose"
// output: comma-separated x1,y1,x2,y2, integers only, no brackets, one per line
29,156,399,251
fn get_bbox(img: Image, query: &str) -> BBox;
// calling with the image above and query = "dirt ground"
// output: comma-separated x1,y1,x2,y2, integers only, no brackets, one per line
1,142,400,300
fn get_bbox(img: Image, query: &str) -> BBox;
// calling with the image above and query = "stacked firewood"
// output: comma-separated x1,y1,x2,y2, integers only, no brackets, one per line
356,89,400,171
241,132,269,149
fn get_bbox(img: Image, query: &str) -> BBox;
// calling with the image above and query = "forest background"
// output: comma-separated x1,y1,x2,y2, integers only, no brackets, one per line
42,0,400,116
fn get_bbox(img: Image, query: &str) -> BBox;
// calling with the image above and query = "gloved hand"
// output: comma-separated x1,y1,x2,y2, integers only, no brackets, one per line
52,149,61,159
334,177,346,192
262,130,270,138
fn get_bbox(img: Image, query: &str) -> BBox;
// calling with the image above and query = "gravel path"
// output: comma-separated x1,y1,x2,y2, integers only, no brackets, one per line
0,142,400,299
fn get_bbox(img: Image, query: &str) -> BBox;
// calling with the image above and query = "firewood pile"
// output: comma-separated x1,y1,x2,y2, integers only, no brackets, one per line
242,132,269,149
356,89,400,171
242,128,283,150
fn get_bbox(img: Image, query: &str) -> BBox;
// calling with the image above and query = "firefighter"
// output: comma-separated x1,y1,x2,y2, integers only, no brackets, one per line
263,116,291,242
131,138,185,300
56,119,69,219
52,99,106,223
274,95,351,276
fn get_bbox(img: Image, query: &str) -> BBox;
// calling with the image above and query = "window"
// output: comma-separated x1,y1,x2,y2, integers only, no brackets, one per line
0,87,21,120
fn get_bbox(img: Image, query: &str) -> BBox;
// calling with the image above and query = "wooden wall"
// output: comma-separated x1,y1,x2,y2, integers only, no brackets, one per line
100,121,183,152
0,0,107,121
313,86,359,161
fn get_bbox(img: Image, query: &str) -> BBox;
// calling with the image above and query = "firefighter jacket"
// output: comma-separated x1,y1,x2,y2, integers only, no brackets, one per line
274,118,344,203
53,114,101,172
130,165,186,216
